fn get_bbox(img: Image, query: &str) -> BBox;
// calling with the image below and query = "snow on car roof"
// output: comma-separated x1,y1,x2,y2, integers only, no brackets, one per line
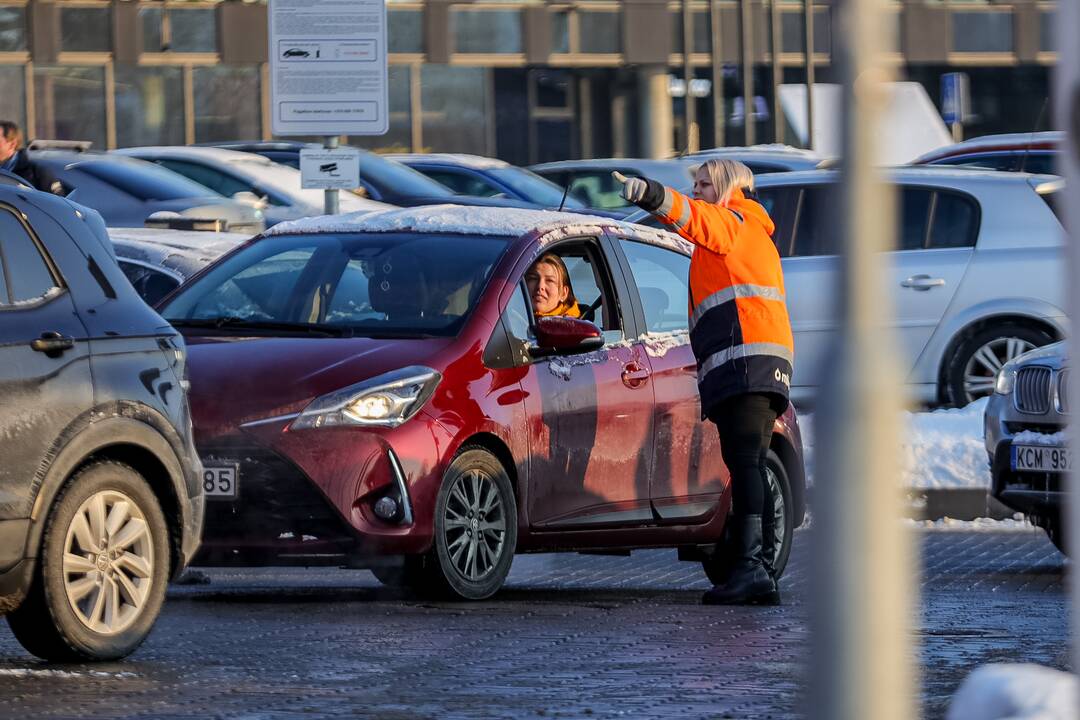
117,145,279,165
388,153,510,171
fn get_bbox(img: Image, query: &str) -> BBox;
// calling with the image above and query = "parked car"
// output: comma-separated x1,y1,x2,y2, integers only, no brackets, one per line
156,206,807,600
984,340,1069,553
627,168,1067,407
386,153,592,209
29,150,265,232
911,131,1063,176
109,227,250,305
531,147,824,213
200,141,548,211
0,185,203,660
114,147,393,226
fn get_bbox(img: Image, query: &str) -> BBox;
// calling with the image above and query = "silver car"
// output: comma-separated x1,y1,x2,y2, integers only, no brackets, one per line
628,168,1066,407
984,341,1068,553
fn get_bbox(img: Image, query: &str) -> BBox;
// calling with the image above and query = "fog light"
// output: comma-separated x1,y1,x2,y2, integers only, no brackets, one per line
373,496,399,520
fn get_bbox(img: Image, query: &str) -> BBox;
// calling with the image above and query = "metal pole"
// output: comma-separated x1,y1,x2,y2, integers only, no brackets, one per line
1053,0,1080,688
739,0,754,145
769,0,782,143
683,0,698,152
804,0,815,149
811,0,913,719
324,135,339,215
710,0,725,148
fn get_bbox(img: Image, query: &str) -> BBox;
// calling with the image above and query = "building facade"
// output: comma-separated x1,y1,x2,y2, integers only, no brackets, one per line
0,0,1059,162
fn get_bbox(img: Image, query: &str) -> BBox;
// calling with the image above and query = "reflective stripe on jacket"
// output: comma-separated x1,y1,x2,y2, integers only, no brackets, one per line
653,186,794,415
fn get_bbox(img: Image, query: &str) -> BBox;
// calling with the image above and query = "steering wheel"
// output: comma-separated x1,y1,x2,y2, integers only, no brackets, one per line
581,296,603,323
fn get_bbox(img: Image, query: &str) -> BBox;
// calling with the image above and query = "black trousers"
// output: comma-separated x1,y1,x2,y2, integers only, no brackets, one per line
708,393,777,518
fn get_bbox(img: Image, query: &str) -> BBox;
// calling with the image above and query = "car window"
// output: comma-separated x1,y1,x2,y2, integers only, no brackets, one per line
76,160,221,201
156,159,252,198
621,240,690,333
755,187,799,257
899,187,933,251
422,169,504,198
929,191,979,249
503,283,532,344
0,210,59,303
162,232,509,337
937,155,1016,172
565,170,636,210
489,167,585,208
118,261,180,306
525,242,620,338
790,185,840,257
1016,153,1057,175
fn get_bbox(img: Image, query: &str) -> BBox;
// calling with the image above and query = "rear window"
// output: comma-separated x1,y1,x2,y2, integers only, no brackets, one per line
161,232,509,337
77,160,221,201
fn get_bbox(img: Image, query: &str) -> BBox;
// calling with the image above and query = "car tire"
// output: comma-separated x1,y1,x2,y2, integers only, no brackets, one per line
6,461,170,662
414,447,517,600
946,323,1054,407
702,449,794,585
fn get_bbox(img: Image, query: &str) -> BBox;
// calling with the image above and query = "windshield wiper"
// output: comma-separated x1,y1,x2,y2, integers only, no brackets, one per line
168,317,346,337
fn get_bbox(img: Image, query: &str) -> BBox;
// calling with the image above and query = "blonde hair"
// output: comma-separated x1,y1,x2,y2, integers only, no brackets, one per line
694,158,755,205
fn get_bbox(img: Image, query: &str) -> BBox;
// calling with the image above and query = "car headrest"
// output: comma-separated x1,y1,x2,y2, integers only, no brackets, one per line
367,252,428,320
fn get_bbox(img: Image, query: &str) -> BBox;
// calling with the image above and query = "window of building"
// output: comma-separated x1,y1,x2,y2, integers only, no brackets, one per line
453,10,523,54
1040,7,1054,53
0,6,27,52
193,65,261,143
170,8,217,53
579,11,621,54
141,6,163,52
0,66,26,132
622,241,691,334
115,66,185,147
34,66,107,148
0,211,58,304
550,11,570,54
420,65,489,155
389,9,423,54
60,6,111,53
671,10,711,55
952,11,1013,53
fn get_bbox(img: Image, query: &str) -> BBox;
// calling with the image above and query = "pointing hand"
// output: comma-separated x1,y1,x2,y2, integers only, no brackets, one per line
612,171,648,203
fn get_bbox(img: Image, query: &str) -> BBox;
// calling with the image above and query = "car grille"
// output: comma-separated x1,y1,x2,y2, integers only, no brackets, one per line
1014,367,1052,414
1057,369,1070,414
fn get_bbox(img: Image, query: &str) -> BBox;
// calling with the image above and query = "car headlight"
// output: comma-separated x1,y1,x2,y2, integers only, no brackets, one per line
290,366,442,430
995,365,1018,395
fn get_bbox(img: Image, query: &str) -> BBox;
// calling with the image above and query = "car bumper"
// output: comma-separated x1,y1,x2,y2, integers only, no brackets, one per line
193,413,454,566
985,392,1067,518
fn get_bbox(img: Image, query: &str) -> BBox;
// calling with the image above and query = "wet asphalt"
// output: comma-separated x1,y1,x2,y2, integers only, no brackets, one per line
0,528,1068,720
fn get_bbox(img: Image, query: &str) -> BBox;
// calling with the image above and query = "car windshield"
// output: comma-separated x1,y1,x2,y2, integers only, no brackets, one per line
161,232,509,337
76,160,222,201
489,167,585,208
358,152,455,198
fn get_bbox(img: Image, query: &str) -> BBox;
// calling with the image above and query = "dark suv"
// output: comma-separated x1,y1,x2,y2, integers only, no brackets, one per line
0,184,203,660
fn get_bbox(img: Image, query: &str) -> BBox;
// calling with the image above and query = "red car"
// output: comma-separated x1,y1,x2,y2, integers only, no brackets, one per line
158,207,807,599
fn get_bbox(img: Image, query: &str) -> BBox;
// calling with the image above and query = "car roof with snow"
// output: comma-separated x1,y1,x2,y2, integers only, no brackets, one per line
386,153,511,171
116,146,279,166
109,227,252,280
262,204,693,254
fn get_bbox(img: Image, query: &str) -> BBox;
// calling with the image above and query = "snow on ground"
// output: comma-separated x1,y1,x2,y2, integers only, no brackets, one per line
946,664,1077,720
798,397,991,489
906,517,1038,532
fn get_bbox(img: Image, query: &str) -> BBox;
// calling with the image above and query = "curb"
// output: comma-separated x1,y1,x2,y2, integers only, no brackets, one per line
806,487,1015,521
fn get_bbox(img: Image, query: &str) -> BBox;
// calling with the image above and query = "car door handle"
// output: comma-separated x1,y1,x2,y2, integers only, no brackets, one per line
900,275,946,291
622,363,651,389
31,332,75,357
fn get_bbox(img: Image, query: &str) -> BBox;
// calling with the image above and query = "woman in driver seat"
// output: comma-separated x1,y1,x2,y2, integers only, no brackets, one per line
526,253,582,318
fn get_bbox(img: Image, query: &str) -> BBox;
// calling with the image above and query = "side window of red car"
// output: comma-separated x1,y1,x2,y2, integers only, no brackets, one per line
528,241,621,338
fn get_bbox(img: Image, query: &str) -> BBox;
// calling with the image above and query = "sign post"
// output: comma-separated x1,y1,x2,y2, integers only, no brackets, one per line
941,72,969,143
269,0,388,214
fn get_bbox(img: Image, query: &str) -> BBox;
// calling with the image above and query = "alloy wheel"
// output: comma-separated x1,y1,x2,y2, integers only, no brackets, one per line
62,490,155,635
962,337,1036,403
765,464,786,568
443,469,507,582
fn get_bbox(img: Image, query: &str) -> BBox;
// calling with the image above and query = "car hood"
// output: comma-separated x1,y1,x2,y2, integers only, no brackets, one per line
183,333,453,444
1012,340,1068,370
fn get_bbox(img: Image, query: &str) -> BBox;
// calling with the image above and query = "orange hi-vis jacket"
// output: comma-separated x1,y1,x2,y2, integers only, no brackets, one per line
652,186,794,415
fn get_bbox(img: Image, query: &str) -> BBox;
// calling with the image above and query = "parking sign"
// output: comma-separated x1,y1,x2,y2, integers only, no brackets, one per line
269,0,389,136
941,72,969,125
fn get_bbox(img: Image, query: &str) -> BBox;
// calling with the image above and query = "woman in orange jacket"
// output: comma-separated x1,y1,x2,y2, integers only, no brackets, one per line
616,160,794,605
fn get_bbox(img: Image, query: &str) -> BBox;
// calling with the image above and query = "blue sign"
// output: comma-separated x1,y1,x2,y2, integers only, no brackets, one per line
941,73,968,125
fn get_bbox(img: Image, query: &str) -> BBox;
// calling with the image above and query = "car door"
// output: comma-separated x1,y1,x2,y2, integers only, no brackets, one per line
0,203,93,548
890,186,977,380
513,238,657,528
615,237,727,522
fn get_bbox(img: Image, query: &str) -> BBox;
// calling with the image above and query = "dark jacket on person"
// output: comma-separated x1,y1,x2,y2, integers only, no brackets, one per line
6,150,64,195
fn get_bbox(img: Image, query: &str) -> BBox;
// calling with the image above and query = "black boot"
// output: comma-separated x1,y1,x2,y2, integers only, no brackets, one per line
702,515,780,606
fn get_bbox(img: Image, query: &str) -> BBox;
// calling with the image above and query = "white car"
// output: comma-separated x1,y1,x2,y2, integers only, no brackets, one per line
628,168,1067,407
114,146,393,226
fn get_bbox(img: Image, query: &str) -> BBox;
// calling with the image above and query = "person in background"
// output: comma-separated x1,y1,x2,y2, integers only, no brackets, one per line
615,159,794,606
526,253,581,318
0,121,63,194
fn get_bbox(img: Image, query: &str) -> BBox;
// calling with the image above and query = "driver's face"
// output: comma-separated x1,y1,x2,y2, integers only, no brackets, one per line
525,262,568,315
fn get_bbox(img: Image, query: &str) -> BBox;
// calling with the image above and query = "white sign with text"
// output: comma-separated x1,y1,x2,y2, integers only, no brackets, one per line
269,0,388,136
299,148,362,190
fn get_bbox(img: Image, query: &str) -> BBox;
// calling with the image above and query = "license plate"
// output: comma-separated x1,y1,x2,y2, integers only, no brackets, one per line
202,464,239,498
1011,444,1071,473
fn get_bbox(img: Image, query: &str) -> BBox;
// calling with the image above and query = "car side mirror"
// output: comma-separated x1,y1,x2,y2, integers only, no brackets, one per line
530,316,604,357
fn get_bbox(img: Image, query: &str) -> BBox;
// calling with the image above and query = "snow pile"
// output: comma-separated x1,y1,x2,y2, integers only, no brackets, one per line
946,664,1077,720
0,668,137,678
906,517,1036,532
642,330,690,358
799,397,991,489
1013,430,1067,446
